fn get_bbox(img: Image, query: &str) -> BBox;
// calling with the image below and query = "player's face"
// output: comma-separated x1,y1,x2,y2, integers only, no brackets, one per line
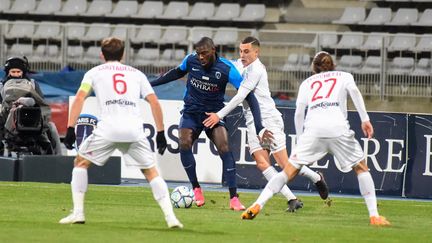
8,68,23,78
239,43,259,67
196,45,216,69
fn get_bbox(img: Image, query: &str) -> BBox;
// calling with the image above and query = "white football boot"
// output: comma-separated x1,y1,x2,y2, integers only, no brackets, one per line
59,213,86,224
166,215,183,229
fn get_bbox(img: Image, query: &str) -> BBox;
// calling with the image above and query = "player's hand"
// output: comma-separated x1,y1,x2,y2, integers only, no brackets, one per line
63,127,76,150
203,112,221,128
258,128,274,144
361,121,374,139
156,130,167,155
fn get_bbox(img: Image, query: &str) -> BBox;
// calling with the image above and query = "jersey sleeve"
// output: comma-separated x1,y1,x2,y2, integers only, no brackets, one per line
296,81,309,106
228,65,243,89
178,54,192,72
240,66,261,91
79,70,94,93
140,73,155,98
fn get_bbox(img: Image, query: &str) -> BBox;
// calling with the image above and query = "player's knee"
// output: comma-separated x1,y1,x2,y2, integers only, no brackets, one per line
217,144,230,154
353,160,369,174
179,140,192,151
74,156,91,168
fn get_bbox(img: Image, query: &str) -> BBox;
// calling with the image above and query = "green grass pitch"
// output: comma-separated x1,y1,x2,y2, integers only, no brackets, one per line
0,182,431,242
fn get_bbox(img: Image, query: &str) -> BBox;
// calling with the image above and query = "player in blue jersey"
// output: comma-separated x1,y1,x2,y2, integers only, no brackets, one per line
152,37,267,211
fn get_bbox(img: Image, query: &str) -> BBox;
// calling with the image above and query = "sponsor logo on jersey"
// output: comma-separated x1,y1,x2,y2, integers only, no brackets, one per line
190,77,219,92
310,101,340,110
105,99,137,107
192,67,200,71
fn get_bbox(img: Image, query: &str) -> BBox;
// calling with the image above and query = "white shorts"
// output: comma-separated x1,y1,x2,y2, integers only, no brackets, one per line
245,112,286,155
78,132,156,169
289,130,364,172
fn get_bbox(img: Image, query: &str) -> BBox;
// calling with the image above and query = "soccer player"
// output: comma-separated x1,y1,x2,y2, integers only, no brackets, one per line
240,51,391,226
203,36,328,212
59,37,183,228
151,37,266,211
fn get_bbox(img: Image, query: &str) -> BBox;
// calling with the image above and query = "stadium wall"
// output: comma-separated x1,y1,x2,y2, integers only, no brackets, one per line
74,98,432,199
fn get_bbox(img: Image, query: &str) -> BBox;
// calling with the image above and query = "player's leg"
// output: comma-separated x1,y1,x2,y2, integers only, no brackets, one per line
142,167,183,229
59,155,91,224
208,125,245,211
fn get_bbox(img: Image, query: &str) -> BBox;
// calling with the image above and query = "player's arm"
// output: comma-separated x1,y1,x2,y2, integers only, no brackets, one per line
151,55,189,87
347,81,373,139
146,93,167,155
294,83,308,138
63,83,91,149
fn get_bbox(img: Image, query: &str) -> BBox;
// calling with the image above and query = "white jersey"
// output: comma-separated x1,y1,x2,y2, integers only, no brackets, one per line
81,61,154,142
232,58,281,119
296,71,358,137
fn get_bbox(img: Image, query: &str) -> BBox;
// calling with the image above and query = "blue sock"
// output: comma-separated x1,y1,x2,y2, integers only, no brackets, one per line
220,151,237,197
180,149,200,188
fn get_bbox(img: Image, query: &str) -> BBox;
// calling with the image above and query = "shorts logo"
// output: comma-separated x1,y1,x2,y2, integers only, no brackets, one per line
215,71,221,79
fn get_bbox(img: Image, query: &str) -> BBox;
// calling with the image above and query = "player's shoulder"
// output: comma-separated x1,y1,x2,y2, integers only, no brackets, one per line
248,58,266,73
219,56,237,69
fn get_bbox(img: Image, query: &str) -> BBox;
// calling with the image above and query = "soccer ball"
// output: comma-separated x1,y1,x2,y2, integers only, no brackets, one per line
170,186,195,208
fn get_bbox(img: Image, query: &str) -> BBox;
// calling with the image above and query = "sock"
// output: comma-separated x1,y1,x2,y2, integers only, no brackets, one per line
299,166,321,183
255,172,289,209
357,172,379,217
71,167,88,215
149,176,176,220
220,151,236,189
180,149,200,188
229,187,237,199
263,166,296,201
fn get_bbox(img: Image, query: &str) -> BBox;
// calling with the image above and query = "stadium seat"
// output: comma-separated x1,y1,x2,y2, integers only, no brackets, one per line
160,1,189,19
332,7,366,24
159,26,188,44
29,0,61,15
387,33,416,52
174,49,186,60
208,3,240,21
4,0,35,13
298,54,311,71
83,46,101,64
7,43,33,57
54,0,86,16
356,56,382,74
387,57,414,75
233,4,266,21
33,21,62,40
360,32,389,51
6,21,35,39
111,24,135,40
412,58,430,76
106,1,138,17
336,55,363,72
213,28,238,45
412,9,432,26
359,8,392,25
411,34,432,52
307,33,338,49
67,45,84,62
80,0,111,16
156,49,178,66
385,8,418,26
0,0,11,13
189,27,213,43
281,53,299,71
131,25,162,44
82,24,111,42
182,2,215,20
33,44,60,61
333,32,364,50
132,1,163,19
133,48,159,66
66,22,86,40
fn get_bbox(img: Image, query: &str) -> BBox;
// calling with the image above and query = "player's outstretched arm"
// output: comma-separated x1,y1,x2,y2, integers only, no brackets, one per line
150,67,187,87
347,82,373,138
146,93,167,155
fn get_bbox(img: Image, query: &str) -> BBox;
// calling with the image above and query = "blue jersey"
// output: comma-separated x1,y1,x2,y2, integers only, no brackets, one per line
178,53,243,113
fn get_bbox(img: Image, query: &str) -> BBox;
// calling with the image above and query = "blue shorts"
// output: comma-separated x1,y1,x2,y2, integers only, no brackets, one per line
179,111,226,136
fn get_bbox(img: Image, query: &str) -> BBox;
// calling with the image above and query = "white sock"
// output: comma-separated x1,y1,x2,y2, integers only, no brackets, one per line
71,167,88,215
299,166,320,183
263,166,296,201
357,172,378,217
255,172,289,209
149,176,176,220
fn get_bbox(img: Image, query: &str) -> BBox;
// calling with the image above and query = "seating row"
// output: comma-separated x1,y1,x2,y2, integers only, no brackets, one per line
6,43,187,66
0,0,266,22
333,7,432,26
3,22,244,45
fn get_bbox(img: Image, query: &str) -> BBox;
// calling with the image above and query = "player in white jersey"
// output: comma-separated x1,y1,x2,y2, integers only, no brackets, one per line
203,36,328,212
59,37,183,228
241,51,391,226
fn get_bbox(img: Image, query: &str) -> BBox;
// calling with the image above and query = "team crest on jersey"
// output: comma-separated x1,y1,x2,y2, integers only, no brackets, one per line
75,114,98,149
215,71,221,79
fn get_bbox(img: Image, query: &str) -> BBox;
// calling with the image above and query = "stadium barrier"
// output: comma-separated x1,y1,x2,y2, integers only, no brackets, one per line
73,99,431,199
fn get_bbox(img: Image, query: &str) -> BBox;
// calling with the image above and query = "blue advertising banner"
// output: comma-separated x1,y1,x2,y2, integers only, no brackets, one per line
228,107,407,197
405,114,432,199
